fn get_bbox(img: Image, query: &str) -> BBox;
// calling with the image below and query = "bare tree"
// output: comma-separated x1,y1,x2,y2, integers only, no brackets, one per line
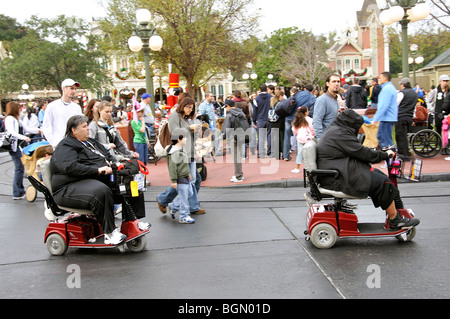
279,33,332,86
430,0,450,29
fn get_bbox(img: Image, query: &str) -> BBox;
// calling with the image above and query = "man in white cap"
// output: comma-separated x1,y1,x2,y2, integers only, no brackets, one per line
426,74,449,143
42,79,83,148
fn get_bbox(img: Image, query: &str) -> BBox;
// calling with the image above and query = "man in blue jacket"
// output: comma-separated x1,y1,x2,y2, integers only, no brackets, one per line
373,72,398,148
252,84,273,158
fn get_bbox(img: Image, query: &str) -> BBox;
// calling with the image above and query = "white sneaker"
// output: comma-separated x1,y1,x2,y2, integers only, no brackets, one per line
179,216,195,224
291,168,300,173
104,228,127,245
137,221,151,230
445,156,450,161
230,176,244,182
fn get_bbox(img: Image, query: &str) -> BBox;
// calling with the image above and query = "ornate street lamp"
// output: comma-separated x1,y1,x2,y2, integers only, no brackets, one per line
128,8,163,115
379,1,430,77
408,44,424,84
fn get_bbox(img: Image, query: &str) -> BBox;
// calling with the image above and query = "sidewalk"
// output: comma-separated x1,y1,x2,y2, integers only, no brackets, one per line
147,150,450,188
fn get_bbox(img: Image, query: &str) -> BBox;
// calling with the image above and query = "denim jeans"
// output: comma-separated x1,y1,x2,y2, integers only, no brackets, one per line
158,161,200,212
296,141,305,165
133,142,148,165
9,149,25,197
377,121,395,148
173,182,193,220
283,118,294,159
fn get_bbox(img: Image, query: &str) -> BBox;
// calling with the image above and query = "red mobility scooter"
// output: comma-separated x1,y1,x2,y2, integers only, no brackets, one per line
302,141,421,249
28,159,150,256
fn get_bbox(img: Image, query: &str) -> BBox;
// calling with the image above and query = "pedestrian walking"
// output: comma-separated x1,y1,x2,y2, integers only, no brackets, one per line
291,106,314,174
222,99,250,182
373,72,398,148
166,135,195,224
395,78,418,157
42,79,82,148
426,74,449,143
130,104,149,165
4,102,31,200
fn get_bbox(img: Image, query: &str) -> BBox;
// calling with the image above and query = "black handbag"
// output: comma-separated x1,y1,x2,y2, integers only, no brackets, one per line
0,132,12,152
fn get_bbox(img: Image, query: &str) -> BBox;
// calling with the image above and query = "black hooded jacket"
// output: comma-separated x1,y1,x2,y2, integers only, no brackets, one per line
316,109,389,198
345,85,367,109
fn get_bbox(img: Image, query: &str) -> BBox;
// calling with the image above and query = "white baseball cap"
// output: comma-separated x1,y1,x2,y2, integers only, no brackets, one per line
61,78,80,89
439,74,450,81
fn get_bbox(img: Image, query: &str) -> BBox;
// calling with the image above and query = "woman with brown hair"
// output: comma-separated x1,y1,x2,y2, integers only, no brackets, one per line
156,97,205,216
5,102,31,199
84,98,101,123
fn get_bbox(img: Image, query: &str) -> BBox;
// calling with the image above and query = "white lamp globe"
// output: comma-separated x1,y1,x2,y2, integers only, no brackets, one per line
412,3,431,20
415,56,424,64
388,6,405,23
136,9,151,24
128,35,143,52
408,57,414,64
242,73,249,80
379,10,393,25
250,73,258,80
406,9,420,22
149,34,163,51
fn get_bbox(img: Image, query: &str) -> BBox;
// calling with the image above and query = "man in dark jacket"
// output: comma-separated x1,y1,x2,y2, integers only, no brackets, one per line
222,100,250,182
317,109,420,229
252,84,273,158
345,78,367,109
50,115,149,245
395,78,418,157
369,77,381,108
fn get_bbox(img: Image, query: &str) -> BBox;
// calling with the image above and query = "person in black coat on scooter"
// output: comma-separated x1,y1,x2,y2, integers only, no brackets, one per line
50,115,149,245
317,109,420,229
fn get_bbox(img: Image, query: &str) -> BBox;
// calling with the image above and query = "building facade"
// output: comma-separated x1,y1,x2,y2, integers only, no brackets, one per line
326,0,389,82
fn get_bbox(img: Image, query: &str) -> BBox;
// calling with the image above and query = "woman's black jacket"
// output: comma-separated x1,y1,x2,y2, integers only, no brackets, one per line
50,136,117,193
316,110,389,198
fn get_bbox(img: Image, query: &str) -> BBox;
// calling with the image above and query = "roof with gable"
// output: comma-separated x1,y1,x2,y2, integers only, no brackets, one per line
424,48,450,68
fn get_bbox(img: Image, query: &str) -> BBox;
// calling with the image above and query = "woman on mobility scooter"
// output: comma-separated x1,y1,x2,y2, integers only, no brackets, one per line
50,115,150,245
316,109,420,229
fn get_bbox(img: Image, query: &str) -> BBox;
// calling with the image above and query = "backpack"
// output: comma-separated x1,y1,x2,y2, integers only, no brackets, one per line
275,96,296,117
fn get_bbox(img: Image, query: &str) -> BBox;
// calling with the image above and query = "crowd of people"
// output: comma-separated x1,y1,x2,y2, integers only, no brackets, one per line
1,72,448,231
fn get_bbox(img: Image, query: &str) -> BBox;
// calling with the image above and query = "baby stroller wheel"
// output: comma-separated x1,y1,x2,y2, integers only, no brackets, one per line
126,236,147,253
26,185,37,202
46,233,68,256
310,223,337,249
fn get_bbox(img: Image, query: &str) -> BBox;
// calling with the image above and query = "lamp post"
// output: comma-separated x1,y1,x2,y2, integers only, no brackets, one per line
408,44,424,84
379,1,430,77
242,62,257,93
128,8,163,116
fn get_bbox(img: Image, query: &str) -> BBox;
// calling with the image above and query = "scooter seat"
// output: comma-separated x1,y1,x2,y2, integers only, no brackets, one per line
317,187,366,200
58,206,93,215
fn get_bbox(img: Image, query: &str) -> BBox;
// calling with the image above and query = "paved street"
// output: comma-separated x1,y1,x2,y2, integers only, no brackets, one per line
1,162,450,300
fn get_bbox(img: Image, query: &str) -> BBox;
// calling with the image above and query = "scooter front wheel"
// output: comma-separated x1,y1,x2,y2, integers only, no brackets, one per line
46,233,68,256
396,227,416,242
126,236,147,253
310,223,337,249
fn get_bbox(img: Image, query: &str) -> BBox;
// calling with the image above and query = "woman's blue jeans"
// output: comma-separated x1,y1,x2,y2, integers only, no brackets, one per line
9,149,25,197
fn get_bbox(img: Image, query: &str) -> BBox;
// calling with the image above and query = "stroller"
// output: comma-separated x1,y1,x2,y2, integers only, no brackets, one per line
21,141,54,202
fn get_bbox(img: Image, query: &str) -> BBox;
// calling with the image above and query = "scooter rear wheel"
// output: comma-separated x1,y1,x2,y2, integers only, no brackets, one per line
46,233,68,256
126,236,147,253
310,223,337,249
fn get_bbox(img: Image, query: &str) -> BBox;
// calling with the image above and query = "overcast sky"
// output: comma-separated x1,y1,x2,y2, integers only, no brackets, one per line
2,0,375,37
